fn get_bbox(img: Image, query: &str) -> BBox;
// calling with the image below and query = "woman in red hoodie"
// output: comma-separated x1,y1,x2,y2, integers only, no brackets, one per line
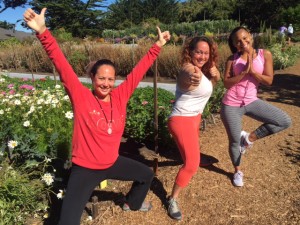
24,8,170,225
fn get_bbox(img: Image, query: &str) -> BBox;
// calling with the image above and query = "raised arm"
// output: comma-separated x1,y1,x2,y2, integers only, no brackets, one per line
116,26,170,101
23,8,82,96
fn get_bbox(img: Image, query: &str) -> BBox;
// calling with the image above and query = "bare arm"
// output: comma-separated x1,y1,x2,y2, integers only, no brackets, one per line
248,50,274,86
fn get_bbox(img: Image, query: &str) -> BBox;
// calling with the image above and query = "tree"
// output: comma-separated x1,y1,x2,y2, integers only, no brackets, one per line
103,0,143,29
30,0,106,37
178,0,205,23
103,0,179,30
0,0,28,13
142,0,180,24
233,0,299,30
0,20,14,29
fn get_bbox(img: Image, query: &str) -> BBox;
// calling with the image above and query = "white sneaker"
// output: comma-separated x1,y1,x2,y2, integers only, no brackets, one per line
233,171,244,187
240,131,253,154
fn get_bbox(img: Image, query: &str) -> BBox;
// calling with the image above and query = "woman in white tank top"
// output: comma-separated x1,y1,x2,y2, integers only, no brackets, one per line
166,36,220,220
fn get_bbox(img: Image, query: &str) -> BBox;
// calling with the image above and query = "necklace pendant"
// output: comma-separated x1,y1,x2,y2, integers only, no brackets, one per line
107,127,112,135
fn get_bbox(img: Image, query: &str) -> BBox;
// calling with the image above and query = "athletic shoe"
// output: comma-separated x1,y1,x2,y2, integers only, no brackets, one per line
240,131,253,154
167,198,182,220
233,171,244,187
122,201,152,212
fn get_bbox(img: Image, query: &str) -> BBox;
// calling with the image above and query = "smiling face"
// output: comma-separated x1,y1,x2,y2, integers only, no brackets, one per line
233,29,253,53
190,41,210,69
92,64,116,101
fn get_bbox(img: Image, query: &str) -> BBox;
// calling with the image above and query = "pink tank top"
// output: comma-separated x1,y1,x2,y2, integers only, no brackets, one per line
222,49,265,107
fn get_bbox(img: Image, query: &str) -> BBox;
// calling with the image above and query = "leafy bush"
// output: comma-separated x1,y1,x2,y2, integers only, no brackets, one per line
126,87,175,150
269,43,300,69
0,161,49,224
203,81,226,118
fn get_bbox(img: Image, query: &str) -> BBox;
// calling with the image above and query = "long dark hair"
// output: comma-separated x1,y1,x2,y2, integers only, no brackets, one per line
228,26,251,54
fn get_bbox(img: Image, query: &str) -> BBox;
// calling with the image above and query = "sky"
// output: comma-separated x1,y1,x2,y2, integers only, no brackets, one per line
0,0,114,32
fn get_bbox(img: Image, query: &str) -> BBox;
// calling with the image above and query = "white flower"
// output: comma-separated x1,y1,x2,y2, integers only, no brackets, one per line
52,98,59,104
41,173,54,186
0,78,5,82
65,111,73,119
43,90,49,95
28,106,35,114
14,99,21,105
7,140,18,149
0,109,4,115
64,160,72,169
45,157,51,163
23,121,30,127
87,216,93,221
55,84,62,89
37,98,44,105
63,95,70,101
56,189,66,199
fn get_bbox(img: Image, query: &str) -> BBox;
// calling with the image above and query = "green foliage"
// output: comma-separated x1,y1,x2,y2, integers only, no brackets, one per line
102,20,240,40
30,0,105,38
0,20,14,29
203,81,226,118
269,44,300,70
52,28,73,42
0,161,48,224
0,0,27,13
0,37,21,48
0,74,73,163
126,87,175,149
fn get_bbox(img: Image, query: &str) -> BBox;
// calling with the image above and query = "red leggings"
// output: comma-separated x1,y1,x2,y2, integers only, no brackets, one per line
168,114,201,187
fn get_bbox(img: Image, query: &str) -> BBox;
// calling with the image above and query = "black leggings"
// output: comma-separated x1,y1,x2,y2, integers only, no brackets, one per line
58,156,154,225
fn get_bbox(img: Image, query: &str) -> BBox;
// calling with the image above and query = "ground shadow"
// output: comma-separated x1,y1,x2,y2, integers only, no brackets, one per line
259,73,300,107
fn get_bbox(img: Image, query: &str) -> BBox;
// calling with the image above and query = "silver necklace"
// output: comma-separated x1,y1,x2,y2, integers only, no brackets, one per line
94,93,113,134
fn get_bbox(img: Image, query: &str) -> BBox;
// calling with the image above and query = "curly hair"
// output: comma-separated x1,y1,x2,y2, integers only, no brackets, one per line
228,26,251,54
181,36,219,80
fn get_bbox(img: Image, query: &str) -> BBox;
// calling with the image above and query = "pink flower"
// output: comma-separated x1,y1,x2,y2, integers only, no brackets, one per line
170,100,175,103
1,91,6,95
22,78,29,81
9,90,15,95
19,84,35,90
142,101,148,105
7,84,14,89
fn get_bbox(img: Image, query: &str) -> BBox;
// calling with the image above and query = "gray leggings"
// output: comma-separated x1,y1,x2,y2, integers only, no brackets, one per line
220,99,291,166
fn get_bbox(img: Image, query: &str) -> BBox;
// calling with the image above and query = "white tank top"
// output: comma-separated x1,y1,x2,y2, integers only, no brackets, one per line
170,74,213,117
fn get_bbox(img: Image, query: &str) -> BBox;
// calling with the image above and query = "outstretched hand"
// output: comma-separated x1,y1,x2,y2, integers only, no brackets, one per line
23,8,47,34
155,26,171,47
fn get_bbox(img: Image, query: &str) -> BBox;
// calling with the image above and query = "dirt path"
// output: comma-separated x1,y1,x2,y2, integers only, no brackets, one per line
78,60,300,225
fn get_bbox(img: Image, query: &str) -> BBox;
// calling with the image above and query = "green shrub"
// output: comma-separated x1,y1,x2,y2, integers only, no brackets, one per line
269,43,300,69
0,161,49,224
203,81,226,118
126,87,175,150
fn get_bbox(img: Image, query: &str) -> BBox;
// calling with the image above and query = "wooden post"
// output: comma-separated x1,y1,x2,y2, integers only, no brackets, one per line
153,59,159,176
91,196,99,219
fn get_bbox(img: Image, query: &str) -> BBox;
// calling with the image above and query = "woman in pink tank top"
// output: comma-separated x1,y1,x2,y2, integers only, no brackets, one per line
221,27,291,187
